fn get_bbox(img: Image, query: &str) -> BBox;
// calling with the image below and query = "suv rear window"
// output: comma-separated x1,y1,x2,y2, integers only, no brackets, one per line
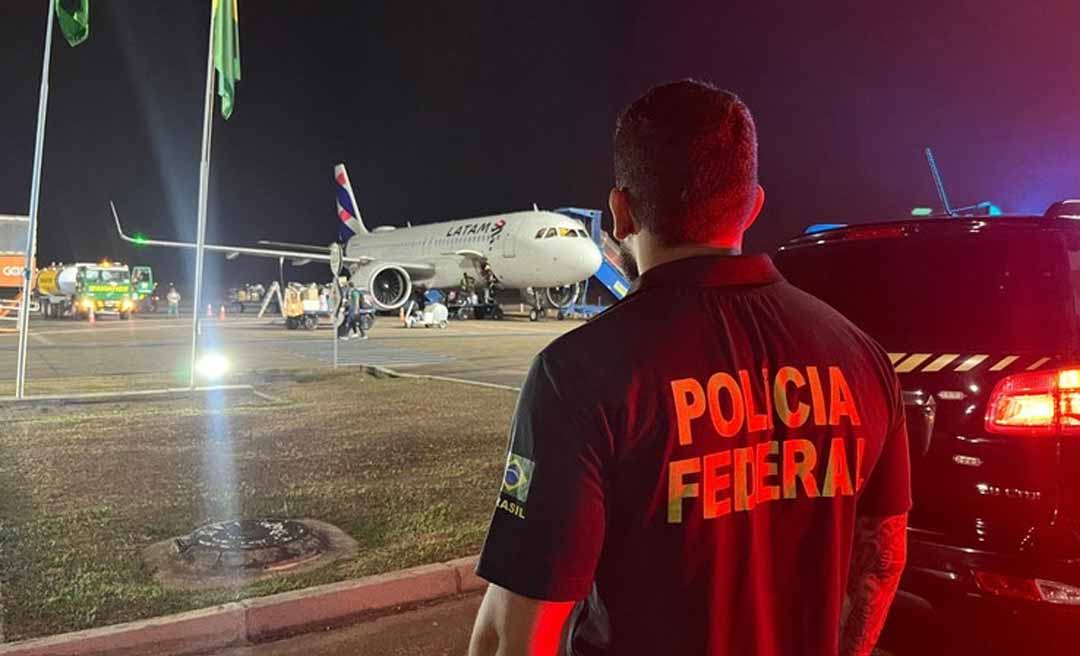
775,229,1079,353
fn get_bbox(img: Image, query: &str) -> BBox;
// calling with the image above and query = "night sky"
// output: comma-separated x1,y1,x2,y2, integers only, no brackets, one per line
3,0,1079,291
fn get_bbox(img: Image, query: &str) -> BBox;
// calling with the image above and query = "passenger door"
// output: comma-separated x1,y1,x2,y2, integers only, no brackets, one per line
501,219,518,258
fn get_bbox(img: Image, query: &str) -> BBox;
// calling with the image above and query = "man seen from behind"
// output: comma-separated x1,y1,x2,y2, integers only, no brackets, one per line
468,80,911,656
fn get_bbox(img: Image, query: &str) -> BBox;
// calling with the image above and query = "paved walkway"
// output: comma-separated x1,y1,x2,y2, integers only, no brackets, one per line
210,593,911,656
211,594,482,656
0,313,574,391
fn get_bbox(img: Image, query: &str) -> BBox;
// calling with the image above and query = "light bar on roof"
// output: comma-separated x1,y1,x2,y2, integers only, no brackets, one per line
803,223,847,235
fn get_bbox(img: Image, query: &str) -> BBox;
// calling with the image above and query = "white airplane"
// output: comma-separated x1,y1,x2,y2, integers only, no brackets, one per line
112,163,602,313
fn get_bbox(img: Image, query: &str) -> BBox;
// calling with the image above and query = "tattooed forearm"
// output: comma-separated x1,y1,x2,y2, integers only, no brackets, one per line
840,513,908,656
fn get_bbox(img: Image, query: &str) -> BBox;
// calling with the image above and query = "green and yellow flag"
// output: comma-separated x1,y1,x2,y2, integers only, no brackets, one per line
212,0,241,119
55,0,89,47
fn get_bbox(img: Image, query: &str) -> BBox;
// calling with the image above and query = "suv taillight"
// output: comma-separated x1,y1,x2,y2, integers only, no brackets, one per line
985,368,1080,436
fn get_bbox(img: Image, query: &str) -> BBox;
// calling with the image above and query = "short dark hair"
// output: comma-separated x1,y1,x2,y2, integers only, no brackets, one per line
614,80,758,245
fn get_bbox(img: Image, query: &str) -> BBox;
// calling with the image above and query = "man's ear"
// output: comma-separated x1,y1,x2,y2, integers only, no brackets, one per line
741,185,766,232
610,187,638,241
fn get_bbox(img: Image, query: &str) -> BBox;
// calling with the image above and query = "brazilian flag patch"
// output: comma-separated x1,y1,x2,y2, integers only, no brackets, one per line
501,454,535,503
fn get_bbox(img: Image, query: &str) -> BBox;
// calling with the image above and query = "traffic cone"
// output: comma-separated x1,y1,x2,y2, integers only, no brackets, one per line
399,307,405,325
219,305,226,320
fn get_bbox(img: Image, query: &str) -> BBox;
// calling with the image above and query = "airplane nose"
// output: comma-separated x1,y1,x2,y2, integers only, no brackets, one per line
581,242,602,280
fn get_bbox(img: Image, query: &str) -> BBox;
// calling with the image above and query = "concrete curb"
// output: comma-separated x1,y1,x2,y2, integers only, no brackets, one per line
0,385,259,406
0,556,484,656
370,365,523,393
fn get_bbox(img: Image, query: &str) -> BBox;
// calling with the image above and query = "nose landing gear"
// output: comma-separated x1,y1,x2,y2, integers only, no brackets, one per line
522,283,581,321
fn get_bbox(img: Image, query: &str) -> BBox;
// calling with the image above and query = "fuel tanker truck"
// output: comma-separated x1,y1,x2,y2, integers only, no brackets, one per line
36,261,137,320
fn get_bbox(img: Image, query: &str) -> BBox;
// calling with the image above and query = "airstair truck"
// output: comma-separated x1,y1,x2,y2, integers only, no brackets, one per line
36,261,136,320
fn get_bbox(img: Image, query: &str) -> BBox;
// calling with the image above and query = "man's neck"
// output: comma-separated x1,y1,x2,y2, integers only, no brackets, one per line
638,243,742,276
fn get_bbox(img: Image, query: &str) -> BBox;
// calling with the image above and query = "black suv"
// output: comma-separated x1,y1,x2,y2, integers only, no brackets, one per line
774,210,1080,644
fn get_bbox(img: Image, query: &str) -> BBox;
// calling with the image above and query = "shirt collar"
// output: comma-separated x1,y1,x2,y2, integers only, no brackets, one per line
634,254,783,291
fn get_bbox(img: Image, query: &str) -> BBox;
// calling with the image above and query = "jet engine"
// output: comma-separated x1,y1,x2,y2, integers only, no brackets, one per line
353,264,412,310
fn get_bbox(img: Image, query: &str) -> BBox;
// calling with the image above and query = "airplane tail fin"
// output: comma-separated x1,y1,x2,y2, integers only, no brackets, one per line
334,163,368,240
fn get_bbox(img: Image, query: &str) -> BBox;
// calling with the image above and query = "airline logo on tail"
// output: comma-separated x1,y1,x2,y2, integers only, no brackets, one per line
334,163,367,240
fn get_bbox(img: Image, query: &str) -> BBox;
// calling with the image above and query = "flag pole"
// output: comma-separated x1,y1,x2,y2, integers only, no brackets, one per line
189,1,217,389
14,0,57,399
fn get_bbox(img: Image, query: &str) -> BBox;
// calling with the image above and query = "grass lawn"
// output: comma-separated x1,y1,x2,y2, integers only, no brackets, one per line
0,369,517,641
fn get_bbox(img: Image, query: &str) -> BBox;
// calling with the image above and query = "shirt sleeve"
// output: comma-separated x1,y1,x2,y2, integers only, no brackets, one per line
475,352,610,602
857,365,913,517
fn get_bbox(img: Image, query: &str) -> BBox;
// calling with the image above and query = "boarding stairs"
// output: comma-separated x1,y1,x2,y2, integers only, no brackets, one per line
553,208,631,317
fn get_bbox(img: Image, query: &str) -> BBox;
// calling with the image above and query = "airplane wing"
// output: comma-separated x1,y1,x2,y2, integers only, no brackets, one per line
111,202,436,278
257,240,333,253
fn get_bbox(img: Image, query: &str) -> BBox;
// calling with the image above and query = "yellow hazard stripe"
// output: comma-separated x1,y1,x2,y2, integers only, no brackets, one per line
888,352,1035,373
1027,357,1051,371
923,354,960,372
989,355,1020,371
954,354,989,372
895,353,932,373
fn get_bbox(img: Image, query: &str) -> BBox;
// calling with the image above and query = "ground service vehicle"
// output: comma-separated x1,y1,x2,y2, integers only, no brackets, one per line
0,214,31,319
404,302,449,329
131,265,157,312
228,283,266,314
36,261,136,319
282,284,322,330
775,206,1080,643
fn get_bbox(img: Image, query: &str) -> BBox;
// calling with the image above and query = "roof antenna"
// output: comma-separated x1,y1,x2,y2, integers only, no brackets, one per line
925,147,956,217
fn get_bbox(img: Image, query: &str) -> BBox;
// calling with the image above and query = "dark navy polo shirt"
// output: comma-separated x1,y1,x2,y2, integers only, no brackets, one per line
477,254,911,656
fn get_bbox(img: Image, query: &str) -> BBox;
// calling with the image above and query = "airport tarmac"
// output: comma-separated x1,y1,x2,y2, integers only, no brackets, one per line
0,310,579,393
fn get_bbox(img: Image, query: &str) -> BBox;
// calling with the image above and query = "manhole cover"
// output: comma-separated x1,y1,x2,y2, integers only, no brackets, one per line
145,518,358,590
184,519,312,551
176,519,324,571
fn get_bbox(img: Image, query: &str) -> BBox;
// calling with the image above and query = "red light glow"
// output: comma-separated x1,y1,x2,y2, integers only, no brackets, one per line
985,368,1080,436
974,571,1042,602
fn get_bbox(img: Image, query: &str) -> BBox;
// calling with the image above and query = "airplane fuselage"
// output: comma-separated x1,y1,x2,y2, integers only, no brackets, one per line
345,210,601,291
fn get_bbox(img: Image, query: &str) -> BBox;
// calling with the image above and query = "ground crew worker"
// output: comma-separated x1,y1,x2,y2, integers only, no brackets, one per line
469,80,911,656
347,283,364,339
340,282,356,340
335,301,350,340
166,284,180,316
353,288,373,339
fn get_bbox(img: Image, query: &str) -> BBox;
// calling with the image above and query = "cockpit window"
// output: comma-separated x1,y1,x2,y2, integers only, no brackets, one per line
538,227,589,238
